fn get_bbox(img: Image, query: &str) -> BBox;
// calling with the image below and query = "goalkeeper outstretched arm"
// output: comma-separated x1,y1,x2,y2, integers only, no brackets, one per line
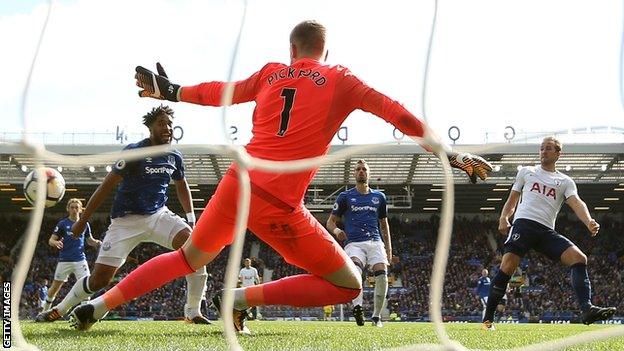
134,62,492,183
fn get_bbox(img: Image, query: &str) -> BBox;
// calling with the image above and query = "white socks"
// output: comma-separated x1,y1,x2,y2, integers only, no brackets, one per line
184,266,208,318
56,276,93,315
352,265,364,307
372,272,388,318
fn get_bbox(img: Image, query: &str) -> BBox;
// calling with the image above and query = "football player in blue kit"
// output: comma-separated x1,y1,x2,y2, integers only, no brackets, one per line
36,105,210,325
482,137,616,330
41,198,101,312
327,159,391,327
475,268,491,321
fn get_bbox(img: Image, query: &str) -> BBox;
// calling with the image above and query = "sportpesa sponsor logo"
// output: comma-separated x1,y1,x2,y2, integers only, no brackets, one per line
350,205,377,212
144,166,174,175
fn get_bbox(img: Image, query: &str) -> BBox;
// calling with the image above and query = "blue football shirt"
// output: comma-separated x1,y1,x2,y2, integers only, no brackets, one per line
331,188,387,244
53,217,90,262
476,276,491,298
110,138,185,218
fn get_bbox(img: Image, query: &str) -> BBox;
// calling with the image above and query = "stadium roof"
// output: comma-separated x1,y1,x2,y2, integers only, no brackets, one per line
0,143,622,214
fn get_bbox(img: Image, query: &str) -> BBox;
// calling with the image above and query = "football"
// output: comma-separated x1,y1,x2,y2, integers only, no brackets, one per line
23,167,66,207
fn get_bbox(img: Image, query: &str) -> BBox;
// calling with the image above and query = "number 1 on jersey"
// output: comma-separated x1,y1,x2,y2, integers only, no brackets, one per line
277,88,296,137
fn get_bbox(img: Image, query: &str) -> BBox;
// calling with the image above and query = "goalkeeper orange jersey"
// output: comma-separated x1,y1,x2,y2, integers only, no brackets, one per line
181,58,425,208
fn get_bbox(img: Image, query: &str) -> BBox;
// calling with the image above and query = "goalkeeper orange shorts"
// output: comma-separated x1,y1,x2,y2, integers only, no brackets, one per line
191,168,348,277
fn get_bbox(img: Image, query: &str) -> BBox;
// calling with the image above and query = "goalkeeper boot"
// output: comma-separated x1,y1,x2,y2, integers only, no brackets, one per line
34,308,62,323
581,305,616,325
353,305,365,326
212,291,250,335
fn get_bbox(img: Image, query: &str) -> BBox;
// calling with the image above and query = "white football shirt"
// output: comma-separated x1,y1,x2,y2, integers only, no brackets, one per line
512,165,577,229
239,267,259,287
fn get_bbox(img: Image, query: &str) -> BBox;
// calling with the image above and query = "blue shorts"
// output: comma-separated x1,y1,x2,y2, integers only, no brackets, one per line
503,218,575,261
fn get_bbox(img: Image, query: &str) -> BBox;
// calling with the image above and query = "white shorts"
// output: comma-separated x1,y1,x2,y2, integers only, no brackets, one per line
480,296,488,308
96,206,190,268
53,260,90,282
344,240,389,267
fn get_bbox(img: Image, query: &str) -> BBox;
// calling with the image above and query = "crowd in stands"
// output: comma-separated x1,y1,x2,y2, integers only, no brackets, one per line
2,212,623,322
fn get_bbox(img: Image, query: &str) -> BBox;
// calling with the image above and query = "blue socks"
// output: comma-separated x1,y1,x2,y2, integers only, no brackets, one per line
570,263,592,313
483,270,511,322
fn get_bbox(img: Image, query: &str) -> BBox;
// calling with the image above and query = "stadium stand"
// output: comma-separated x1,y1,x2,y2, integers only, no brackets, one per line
4,213,623,323
1,142,622,323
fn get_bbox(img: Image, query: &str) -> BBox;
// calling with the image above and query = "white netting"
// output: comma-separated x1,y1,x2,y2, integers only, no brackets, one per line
8,1,624,351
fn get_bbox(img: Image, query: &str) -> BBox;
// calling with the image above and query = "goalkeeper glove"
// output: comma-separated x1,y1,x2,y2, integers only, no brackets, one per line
135,62,180,101
447,152,493,184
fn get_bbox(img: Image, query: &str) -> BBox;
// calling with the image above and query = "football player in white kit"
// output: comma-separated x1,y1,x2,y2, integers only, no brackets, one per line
482,137,616,330
239,258,261,288
327,159,391,327
239,258,261,319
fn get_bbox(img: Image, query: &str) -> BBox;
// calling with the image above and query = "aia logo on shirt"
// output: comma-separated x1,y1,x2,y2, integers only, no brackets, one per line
530,182,556,200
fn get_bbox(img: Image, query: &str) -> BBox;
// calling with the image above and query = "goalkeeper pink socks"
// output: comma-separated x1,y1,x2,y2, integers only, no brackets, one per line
101,249,195,310
245,274,360,307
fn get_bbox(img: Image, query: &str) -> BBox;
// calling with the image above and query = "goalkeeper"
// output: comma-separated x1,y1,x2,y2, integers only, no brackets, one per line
71,20,492,334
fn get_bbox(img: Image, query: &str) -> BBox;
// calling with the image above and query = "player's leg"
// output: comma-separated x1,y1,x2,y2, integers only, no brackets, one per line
35,263,72,321
63,217,148,318
51,259,91,310
480,297,488,321
482,253,520,328
343,243,366,326
43,279,64,311
63,216,158,328
369,241,389,327
229,205,361,313
82,176,238,328
152,210,209,323
483,220,533,328
558,243,591,313
548,236,616,324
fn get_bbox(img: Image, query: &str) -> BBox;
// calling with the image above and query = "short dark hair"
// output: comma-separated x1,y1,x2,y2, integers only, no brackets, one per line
142,104,174,127
290,20,326,56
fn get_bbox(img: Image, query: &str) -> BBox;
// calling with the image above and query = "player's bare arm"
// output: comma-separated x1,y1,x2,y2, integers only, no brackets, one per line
174,178,195,226
498,190,521,235
566,195,600,237
48,234,63,250
380,217,392,264
72,172,123,235
85,233,101,248
326,214,346,241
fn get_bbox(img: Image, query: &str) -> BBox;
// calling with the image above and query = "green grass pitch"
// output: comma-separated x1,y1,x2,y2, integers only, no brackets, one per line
20,320,624,351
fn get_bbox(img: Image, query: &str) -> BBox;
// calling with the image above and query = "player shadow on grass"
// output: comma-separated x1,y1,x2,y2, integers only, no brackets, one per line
25,325,224,339
25,327,126,338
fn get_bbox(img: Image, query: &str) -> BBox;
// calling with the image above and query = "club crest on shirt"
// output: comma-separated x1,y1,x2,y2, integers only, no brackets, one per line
351,198,356,202
168,155,175,165
145,157,152,163
371,197,380,205
554,179,561,187
115,159,126,170
512,233,520,241
102,242,112,251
